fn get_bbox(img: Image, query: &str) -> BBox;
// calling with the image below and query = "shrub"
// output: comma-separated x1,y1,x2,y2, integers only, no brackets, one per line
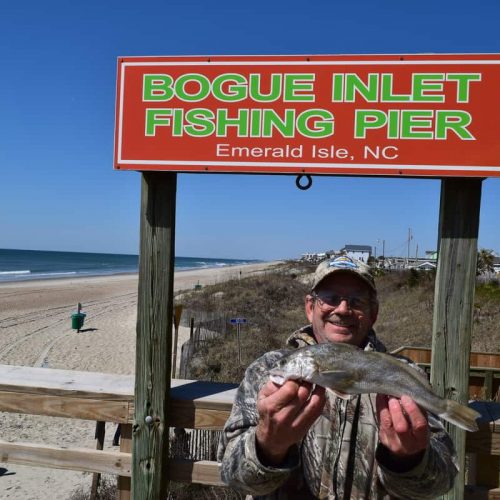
69,477,116,500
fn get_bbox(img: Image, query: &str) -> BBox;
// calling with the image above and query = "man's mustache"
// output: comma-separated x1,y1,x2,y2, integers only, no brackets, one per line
325,314,354,326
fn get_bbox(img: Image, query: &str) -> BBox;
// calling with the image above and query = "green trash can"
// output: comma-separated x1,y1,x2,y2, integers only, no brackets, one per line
71,313,86,331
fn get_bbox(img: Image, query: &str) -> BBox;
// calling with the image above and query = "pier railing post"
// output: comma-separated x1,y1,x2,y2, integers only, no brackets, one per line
133,172,177,499
431,177,482,499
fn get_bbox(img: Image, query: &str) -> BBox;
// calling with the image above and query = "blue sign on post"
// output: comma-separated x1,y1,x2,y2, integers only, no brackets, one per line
230,318,247,364
230,317,247,325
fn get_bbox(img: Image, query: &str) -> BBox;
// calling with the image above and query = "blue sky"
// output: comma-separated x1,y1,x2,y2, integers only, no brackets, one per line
1,0,499,261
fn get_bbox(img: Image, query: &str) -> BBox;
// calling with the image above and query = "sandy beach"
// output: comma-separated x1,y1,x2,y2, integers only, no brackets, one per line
0,261,280,499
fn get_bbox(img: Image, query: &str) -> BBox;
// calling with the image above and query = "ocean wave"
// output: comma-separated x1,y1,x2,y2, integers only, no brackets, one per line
174,260,255,272
31,272,78,277
0,271,79,280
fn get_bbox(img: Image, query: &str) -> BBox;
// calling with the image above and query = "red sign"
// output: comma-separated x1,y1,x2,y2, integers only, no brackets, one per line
114,54,500,177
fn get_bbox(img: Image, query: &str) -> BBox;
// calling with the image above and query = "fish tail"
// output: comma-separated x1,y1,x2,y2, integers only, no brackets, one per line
440,399,480,432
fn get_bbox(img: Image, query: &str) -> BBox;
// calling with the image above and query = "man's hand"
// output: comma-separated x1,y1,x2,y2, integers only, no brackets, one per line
255,380,326,466
376,394,429,459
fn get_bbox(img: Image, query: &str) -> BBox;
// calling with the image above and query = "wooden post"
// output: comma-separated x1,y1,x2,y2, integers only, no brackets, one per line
118,424,132,500
133,172,177,499
431,178,482,499
172,305,183,378
90,421,105,500
172,324,179,379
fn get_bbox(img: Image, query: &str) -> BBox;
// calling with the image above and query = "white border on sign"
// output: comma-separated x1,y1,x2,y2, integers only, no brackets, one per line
116,59,500,172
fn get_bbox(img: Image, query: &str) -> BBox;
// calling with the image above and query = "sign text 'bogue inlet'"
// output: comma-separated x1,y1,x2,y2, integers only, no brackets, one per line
114,54,500,177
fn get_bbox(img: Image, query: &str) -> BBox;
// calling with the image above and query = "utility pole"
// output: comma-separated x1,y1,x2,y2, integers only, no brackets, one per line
407,228,412,266
377,239,386,260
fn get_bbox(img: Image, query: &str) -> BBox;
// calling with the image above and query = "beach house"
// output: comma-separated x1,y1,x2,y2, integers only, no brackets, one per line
340,244,372,262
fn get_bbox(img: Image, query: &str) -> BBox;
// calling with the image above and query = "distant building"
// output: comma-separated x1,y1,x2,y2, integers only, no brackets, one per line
412,261,437,271
326,249,340,258
300,252,327,263
340,244,372,263
494,256,500,274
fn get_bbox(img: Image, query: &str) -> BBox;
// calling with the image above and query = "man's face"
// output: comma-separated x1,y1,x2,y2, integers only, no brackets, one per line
305,272,378,347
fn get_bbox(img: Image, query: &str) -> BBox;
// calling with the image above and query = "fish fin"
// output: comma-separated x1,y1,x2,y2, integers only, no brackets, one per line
440,400,481,432
316,370,352,395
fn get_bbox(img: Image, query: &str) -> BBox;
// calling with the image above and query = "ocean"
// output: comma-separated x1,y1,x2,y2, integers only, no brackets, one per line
0,249,260,282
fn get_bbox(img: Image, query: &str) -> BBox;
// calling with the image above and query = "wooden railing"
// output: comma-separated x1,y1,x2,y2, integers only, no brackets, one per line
392,346,500,498
391,346,500,400
0,363,498,498
0,364,237,497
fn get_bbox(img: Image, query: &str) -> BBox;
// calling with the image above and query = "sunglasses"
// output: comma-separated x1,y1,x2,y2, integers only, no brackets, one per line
311,292,371,311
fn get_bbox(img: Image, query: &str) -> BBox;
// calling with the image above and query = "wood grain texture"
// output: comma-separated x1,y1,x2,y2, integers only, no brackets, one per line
431,178,483,500
466,423,500,456
167,459,223,486
0,363,134,399
91,421,106,499
0,364,238,429
0,391,131,422
133,172,177,499
0,440,131,475
392,347,500,369
119,424,132,500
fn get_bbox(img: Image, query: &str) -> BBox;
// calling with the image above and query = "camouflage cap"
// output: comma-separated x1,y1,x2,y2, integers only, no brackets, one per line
311,256,376,292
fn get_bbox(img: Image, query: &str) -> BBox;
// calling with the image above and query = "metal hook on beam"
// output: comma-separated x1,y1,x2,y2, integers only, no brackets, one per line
296,174,312,190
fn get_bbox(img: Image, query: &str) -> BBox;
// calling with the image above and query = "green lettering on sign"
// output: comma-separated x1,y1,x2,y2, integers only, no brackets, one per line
212,74,247,102
283,74,315,101
143,75,174,101
412,74,445,102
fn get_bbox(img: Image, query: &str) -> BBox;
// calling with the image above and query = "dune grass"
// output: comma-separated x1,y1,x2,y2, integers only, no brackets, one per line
179,261,500,383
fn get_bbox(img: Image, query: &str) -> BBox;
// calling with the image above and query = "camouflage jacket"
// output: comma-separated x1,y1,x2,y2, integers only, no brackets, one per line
217,327,458,499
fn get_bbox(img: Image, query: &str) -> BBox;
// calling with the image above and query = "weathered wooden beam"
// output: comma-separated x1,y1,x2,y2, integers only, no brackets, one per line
91,421,106,500
0,440,131,476
1,432,497,484
119,424,132,500
466,423,500,456
134,172,177,499
167,459,223,486
0,364,135,399
0,391,131,422
170,402,231,430
0,364,239,430
169,379,237,429
0,442,222,487
391,347,500,370
464,486,500,499
431,178,483,500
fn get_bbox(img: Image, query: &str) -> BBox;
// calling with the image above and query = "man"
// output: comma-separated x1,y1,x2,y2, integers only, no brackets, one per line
217,256,458,499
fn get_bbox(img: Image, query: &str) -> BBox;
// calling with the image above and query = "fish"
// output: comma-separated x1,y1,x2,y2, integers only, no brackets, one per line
269,342,480,432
